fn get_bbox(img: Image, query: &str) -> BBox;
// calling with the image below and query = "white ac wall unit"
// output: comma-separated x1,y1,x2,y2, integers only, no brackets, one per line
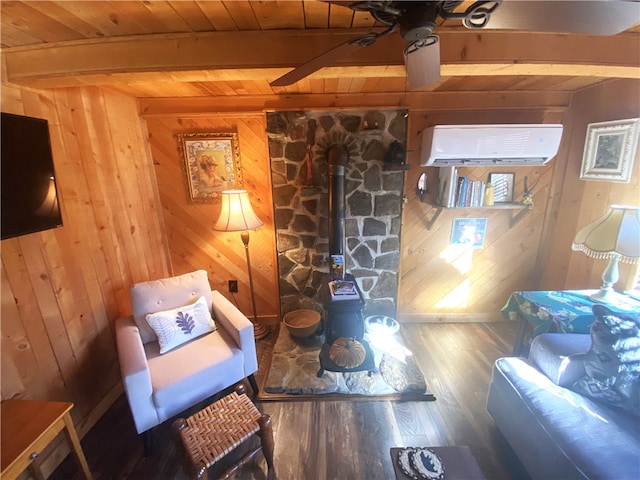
420,124,563,167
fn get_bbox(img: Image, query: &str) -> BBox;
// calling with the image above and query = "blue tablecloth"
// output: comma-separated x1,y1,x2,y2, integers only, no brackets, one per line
502,289,640,336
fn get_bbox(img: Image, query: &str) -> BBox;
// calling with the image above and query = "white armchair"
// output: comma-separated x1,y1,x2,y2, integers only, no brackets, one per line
115,270,258,454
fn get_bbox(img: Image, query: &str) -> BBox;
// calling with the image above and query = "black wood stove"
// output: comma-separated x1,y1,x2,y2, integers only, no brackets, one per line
316,143,377,377
316,274,377,377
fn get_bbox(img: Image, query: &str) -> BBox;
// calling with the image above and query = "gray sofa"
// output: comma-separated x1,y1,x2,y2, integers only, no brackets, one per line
487,331,640,480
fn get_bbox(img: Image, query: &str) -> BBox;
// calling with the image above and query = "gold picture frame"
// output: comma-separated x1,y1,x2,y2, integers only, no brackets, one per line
580,118,640,183
177,132,243,203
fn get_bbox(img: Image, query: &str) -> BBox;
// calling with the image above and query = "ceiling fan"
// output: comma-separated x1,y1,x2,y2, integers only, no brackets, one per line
270,0,640,89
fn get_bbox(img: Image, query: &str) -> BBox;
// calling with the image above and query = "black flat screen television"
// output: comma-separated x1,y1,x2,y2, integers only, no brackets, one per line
1,112,63,240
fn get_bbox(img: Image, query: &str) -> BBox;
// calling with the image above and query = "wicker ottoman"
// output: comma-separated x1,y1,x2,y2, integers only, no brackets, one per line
172,385,274,480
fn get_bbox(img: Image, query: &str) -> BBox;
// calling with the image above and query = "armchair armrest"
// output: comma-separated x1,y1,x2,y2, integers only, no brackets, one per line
210,290,258,375
115,315,158,433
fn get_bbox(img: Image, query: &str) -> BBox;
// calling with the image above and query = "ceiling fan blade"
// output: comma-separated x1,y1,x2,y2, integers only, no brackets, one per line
487,0,640,35
270,40,362,87
404,36,441,90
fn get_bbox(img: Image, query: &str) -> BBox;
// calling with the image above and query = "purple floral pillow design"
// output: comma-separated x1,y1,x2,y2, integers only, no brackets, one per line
145,296,216,354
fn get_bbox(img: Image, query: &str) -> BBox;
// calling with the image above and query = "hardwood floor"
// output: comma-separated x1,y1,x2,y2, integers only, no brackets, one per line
51,322,530,480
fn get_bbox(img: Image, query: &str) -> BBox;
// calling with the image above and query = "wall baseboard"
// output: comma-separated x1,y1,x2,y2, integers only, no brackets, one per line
259,314,280,326
397,313,512,323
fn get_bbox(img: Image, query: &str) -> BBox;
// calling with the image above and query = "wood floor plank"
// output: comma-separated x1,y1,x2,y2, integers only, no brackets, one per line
50,322,530,480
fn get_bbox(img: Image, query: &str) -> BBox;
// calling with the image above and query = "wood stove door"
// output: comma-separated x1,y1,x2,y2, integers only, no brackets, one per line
324,303,365,344
319,273,365,344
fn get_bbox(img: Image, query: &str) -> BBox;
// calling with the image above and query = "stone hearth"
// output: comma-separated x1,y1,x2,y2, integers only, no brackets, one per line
266,109,407,318
263,329,427,396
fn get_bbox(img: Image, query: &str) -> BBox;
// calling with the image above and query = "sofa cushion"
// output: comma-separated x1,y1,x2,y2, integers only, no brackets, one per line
570,304,640,416
145,296,216,354
131,270,213,344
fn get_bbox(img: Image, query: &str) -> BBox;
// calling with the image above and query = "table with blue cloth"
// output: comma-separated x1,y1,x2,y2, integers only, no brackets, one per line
502,289,640,355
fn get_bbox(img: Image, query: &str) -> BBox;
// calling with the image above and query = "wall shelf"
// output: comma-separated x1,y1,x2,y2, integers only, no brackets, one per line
444,203,524,210
426,204,532,230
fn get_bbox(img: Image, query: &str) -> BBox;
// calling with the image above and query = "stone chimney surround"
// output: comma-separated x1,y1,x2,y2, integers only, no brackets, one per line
266,109,407,320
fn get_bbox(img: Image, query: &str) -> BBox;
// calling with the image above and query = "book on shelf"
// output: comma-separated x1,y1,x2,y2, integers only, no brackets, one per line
437,166,458,207
328,280,360,301
456,176,468,207
438,166,489,208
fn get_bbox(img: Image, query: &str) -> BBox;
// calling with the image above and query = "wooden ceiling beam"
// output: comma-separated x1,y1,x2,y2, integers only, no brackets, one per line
3,29,638,88
6,64,638,91
138,91,572,116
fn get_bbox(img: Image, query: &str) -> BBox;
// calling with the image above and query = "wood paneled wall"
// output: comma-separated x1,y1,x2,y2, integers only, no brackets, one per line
144,115,279,323
399,110,564,321
539,79,640,290
2,77,636,477
1,84,170,475
141,82,638,326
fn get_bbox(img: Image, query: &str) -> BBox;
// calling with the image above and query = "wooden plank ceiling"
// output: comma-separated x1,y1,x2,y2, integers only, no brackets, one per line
1,0,639,98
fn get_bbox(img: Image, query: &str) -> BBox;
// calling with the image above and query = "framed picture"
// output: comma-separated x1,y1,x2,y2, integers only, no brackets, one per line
177,132,243,203
450,218,488,249
580,118,640,183
488,173,515,203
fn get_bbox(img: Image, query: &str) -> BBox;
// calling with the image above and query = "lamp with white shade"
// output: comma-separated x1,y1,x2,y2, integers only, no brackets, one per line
571,205,640,303
214,189,269,339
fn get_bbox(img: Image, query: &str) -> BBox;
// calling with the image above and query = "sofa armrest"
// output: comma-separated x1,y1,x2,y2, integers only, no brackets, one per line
528,333,591,387
210,290,258,375
115,315,158,433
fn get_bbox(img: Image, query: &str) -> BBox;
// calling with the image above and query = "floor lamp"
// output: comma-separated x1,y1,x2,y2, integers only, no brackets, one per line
571,205,640,303
214,189,269,340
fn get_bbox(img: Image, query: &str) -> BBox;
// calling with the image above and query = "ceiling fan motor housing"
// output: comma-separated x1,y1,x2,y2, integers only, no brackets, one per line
399,2,440,41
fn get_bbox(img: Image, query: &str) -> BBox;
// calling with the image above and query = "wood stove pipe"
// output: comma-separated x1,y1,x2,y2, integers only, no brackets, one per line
326,144,349,256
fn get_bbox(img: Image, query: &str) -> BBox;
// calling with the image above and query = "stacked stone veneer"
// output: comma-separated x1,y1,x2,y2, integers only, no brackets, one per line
266,109,407,319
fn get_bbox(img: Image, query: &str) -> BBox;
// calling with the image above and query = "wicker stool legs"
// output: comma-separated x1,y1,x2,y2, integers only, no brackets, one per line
257,414,275,475
215,415,274,480
172,386,275,480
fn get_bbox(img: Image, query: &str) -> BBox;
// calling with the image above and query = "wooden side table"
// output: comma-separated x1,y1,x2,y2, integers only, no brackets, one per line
1,399,93,480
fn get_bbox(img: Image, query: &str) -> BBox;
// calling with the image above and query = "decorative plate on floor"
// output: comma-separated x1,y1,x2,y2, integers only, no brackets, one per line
398,448,419,479
397,448,445,480
411,448,445,480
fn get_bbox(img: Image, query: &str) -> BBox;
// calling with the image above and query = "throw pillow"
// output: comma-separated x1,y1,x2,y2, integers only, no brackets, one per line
130,270,213,344
570,304,640,416
145,296,216,354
